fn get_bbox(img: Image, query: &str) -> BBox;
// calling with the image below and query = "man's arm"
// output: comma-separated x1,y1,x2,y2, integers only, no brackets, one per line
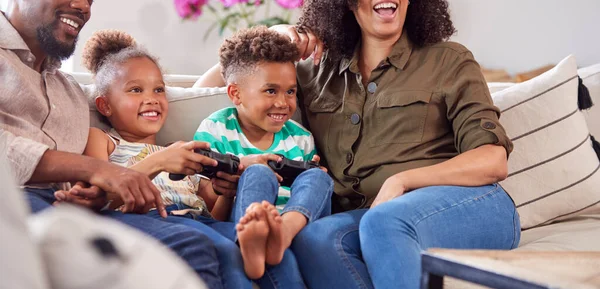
1,129,49,186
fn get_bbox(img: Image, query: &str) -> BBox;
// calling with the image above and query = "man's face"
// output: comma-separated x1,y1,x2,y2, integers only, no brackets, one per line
24,0,92,59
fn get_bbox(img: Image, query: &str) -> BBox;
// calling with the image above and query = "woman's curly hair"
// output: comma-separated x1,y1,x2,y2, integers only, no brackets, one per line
298,0,456,62
220,26,300,83
81,29,161,95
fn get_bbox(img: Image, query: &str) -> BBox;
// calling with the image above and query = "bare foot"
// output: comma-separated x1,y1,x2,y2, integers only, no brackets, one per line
237,203,269,279
262,201,286,265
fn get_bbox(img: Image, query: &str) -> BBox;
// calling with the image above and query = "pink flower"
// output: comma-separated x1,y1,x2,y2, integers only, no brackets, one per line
219,0,250,8
275,0,303,9
174,0,207,19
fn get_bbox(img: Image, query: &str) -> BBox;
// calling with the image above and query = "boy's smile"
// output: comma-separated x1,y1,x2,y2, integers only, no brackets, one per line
229,62,298,146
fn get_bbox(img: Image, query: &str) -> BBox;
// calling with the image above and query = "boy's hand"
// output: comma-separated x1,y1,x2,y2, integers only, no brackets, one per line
240,154,284,183
154,141,218,175
54,181,107,212
311,155,328,173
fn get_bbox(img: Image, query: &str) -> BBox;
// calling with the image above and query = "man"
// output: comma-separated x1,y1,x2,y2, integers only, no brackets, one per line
0,1,222,287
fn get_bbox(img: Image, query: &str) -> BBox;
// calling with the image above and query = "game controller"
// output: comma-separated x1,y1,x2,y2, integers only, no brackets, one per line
169,149,240,181
267,155,320,187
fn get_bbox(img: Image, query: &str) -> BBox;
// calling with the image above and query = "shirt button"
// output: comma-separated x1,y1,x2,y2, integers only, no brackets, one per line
52,104,56,109
350,113,361,125
367,82,377,94
346,153,353,164
483,122,497,130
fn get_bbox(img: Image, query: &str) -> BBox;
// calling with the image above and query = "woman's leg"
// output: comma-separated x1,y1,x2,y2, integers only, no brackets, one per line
359,184,521,289
292,209,373,289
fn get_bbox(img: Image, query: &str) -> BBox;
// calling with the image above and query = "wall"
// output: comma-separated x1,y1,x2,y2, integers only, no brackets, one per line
2,0,599,75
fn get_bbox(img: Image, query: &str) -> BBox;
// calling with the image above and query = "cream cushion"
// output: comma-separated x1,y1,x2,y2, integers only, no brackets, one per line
492,55,600,230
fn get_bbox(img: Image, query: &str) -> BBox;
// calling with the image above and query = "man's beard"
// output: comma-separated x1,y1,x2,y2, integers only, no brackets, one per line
36,20,78,60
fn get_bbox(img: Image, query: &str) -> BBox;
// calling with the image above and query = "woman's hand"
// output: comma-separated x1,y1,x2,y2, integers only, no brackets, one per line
371,175,408,208
150,141,218,176
269,24,324,65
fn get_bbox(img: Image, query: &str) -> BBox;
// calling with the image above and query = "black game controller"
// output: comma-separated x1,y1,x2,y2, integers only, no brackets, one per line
169,149,240,181
267,155,320,187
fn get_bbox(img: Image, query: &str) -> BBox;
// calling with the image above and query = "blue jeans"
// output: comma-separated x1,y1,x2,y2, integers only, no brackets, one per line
292,184,521,289
231,164,333,224
26,188,223,289
146,205,305,289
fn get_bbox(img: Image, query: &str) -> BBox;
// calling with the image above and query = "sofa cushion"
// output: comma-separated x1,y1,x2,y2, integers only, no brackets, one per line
87,85,230,146
579,63,600,139
492,55,600,230
517,214,600,251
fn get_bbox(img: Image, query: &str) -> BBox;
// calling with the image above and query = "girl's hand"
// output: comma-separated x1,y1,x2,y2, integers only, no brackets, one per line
311,155,328,173
269,24,324,65
152,141,218,176
240,154,284,183
371,175,408,208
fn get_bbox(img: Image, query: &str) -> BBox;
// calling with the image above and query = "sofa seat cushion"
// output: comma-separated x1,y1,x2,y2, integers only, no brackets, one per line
516,214,600,251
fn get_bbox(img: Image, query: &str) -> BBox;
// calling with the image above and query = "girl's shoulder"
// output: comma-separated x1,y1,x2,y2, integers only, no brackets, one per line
88,127,116,155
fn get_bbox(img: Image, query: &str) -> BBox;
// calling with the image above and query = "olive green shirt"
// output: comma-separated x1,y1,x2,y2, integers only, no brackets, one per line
297,32,513,211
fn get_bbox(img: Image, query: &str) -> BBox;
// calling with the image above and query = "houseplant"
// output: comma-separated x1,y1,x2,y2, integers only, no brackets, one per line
174,0,303,39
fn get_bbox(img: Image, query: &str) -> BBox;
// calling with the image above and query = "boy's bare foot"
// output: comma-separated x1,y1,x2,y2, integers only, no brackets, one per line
263,201,287,265
236,203,269,279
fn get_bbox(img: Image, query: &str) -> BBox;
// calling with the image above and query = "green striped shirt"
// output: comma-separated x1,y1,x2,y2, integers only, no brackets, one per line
193,107,317,209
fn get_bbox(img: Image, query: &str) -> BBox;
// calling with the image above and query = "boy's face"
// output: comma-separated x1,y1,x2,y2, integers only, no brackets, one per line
96,57,168,141
229,62,298,135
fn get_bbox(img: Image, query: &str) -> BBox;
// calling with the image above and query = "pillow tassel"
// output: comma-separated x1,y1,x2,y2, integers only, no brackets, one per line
592,135,600,161
578,76,593,110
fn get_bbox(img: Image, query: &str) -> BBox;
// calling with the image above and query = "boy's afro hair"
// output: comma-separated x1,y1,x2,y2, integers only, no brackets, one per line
219,26,300,82
81,29,137,74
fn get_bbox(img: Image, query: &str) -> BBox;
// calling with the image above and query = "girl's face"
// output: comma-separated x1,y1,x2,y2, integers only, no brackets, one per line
352,0,409,41
97,57,168,142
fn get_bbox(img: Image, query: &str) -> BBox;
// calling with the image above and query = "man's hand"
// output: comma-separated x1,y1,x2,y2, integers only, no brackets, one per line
89,162,167,218
269,24,324,65
54,182,107,212
371,175,408,208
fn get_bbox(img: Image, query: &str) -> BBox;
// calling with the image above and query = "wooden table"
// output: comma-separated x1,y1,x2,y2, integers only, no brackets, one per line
421,249,600,289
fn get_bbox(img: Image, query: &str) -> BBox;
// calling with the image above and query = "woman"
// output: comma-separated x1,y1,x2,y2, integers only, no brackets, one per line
198,0,521,288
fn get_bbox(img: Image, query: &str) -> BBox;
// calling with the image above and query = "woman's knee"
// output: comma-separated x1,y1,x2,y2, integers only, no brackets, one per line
359,200,415,236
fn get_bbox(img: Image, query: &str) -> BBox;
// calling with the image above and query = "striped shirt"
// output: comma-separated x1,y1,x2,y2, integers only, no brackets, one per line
107,130,210,217
193,107,317,209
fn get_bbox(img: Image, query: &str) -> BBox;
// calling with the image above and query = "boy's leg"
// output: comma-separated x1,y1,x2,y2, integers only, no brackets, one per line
265,168,334,265
101,210,224,289
283,168,333,221
145,209,254,289
230,164,279,224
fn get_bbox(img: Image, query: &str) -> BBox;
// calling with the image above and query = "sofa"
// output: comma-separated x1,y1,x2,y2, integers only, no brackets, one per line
73,55,600,287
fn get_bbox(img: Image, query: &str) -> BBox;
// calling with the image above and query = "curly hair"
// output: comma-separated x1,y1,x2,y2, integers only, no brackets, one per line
298,0,456,62
81,29,161,95
220,26,300,83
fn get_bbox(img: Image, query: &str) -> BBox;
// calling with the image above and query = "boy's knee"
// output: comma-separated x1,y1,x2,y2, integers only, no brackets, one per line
299,168,334,187
241,164,278,184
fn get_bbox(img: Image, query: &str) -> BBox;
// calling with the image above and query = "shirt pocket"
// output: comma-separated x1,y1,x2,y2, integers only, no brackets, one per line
304,94,343,154
370,90,432,146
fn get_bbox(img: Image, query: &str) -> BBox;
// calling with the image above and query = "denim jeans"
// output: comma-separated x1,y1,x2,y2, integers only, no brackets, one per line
231,164,333,224
292,184,521,289
146,205,306,289
25,188,223,289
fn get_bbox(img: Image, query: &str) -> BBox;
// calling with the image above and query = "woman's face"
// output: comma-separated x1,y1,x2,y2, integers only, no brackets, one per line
352,0,409,41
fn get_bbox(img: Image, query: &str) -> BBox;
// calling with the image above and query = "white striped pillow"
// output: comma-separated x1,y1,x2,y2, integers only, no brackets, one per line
492,55,600,230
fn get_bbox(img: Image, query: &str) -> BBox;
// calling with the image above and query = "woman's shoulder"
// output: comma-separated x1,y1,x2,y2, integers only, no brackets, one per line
423,41,473,58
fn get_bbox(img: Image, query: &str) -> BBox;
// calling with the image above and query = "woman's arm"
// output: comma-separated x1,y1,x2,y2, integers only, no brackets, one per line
193,64,225,88
372,144,508,207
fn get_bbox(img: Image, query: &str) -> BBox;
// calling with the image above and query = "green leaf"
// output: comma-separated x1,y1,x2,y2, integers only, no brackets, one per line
203,21,219,41
218,12,241,36
254,17,289,27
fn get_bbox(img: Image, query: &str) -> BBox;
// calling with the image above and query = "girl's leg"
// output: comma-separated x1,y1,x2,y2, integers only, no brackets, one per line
359,184,521,289
291,209,373,289
266,168,334,264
